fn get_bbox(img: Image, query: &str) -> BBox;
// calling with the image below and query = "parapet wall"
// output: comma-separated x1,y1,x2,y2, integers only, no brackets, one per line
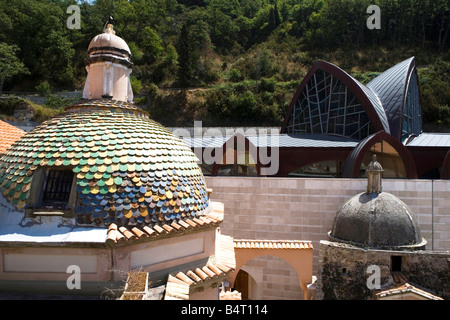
205,176,450,299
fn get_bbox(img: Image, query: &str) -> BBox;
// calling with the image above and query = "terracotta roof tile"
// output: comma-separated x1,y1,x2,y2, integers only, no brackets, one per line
220,290,241,300
207,263,222,276
177,220,190,229
131,227,147,238
0,121,26,154
163,234,236,300
142,225,156,237
170,221,182,231
162,224,174,233
376,272,443,300
105,202,224,245
234,239,313,250
202,266,216,278
176,272,195,285
165,275,190,300
186,270,202,283
195,267,209,281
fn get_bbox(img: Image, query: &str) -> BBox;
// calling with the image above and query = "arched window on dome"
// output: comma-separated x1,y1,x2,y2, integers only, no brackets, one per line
26,167,77,216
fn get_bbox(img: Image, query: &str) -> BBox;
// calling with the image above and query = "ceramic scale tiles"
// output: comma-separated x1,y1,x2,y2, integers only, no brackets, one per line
0,99,209,227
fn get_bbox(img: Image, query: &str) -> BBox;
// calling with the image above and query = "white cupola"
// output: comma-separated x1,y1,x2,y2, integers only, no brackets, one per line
83,23,133,102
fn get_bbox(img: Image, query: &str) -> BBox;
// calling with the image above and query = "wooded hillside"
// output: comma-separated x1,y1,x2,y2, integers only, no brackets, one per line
0,0,448,128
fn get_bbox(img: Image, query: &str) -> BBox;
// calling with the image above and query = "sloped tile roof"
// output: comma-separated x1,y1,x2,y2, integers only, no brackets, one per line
220,290,242,300
106,213,222,244
376,272,443,300
106,201,223,244
164,234,236,300
234,239,313,249
0,120,26,154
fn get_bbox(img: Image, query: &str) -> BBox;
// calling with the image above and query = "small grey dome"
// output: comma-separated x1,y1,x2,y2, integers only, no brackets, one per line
328,192,426,250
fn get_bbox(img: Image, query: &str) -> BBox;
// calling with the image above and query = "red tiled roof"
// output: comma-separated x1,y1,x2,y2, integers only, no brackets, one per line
0,121,25,154
164,234,236,300
106,215,222,244
106,201,224,245
376,272,443,300
220,290,242,300
234,239,313,249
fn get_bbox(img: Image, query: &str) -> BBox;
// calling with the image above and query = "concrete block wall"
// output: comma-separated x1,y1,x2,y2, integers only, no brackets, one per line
205,176,450,299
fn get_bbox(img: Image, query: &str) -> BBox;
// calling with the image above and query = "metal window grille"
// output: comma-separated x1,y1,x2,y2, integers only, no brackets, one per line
42,169,74,202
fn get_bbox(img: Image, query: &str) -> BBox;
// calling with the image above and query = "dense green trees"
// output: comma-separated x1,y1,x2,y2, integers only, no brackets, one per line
0,0,448,127
0,43,29,95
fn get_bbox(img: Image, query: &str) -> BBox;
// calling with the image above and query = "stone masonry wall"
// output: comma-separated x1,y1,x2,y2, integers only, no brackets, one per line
205,176,450,299
317,240,450,300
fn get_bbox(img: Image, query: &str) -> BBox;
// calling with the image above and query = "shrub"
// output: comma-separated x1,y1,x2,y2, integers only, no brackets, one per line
258,77,277,92
35,81,52,97
130,76,143,95
228,68,243,82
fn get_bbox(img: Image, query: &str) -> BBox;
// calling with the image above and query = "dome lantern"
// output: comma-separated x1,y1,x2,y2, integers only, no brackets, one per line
366,154,383,194
83,22,133,102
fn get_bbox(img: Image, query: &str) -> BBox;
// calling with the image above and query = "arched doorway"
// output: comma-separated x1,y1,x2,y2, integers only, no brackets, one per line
234,269,250,300
230,239,313,300
233,255,303,300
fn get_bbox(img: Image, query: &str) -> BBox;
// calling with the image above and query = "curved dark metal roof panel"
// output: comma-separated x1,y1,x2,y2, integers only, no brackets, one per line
354,79,390,134
367,57,416,139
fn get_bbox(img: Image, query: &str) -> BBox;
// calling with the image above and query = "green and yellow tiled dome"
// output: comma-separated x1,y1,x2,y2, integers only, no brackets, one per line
0,99,209,226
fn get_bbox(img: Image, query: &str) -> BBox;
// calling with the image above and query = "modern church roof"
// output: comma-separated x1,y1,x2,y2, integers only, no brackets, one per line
182,133,359,149
282,57,423,143
367,57,422,141
406,133,450,147
282,60,391,139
